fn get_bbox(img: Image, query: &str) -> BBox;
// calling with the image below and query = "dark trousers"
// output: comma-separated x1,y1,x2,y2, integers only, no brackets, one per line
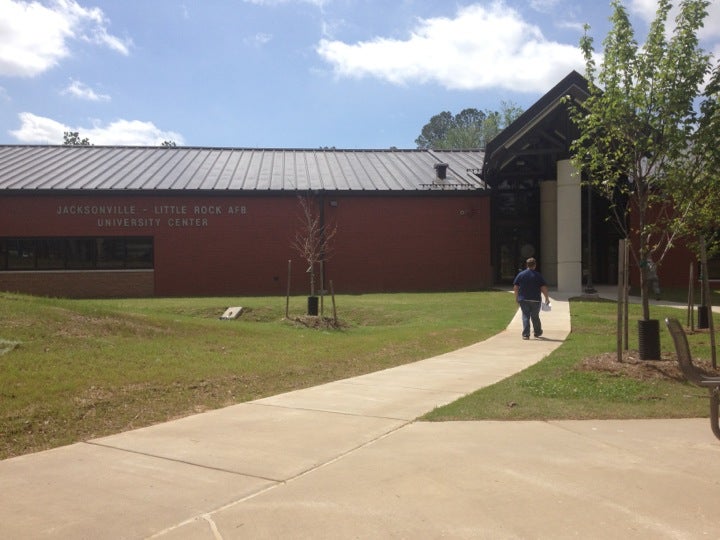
519,300,542,337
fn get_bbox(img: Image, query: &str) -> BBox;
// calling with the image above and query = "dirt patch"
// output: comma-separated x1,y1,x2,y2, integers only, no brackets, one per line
288,315,347,329
579,350,720,382
54,313,170,339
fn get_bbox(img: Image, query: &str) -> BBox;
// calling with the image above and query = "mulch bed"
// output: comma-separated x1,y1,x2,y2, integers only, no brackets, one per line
579,350,720,382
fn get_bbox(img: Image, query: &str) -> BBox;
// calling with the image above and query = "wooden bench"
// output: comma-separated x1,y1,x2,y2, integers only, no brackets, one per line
665,318,720,440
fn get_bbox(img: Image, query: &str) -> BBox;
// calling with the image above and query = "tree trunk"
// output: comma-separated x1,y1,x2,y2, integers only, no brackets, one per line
309,264,315,297
640,259,650,321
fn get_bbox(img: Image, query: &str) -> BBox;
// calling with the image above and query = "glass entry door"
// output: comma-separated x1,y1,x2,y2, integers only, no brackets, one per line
492,178,540,284
497,225,538,282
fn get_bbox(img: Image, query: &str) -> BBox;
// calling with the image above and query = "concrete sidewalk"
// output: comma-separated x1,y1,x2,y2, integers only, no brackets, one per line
1,294,719,539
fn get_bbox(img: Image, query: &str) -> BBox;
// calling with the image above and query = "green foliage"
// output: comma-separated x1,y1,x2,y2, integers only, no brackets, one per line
415,102,523,150
62,131,91,146
570,0,717,319
675,63,720,258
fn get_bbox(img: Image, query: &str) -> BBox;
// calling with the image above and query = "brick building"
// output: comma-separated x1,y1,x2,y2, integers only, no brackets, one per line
0,147,490,297
0,72,706,299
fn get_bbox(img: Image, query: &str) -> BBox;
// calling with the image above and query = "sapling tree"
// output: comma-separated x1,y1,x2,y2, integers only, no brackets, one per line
672,63,720,257
291,194,337,299
570,0,716,322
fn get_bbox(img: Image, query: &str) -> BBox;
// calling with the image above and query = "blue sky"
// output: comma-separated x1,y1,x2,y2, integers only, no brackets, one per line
1,0,719,149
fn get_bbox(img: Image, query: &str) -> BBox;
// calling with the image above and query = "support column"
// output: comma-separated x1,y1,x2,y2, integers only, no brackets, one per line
540,180,557,286
556,159,582,293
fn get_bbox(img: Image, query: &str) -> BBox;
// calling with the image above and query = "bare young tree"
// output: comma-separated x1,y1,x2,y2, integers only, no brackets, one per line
291,194,337,298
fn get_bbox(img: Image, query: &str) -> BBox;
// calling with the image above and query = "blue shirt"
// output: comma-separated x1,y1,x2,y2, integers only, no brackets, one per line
513,268,546,302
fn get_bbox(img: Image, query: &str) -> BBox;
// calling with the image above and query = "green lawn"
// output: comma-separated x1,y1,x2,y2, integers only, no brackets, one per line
423,297,718,421
0,290,516,459
1,290,717,461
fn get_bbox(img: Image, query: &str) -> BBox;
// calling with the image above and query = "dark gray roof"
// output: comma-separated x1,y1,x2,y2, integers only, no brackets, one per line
0,146,485,192
482,71,589,187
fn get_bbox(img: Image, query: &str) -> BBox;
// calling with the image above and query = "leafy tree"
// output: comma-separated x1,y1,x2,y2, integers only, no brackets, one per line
570,0,716,322
673,62,720,258
62,131,91,146
415,111,454,149
161,140,177,147
415,102,523,150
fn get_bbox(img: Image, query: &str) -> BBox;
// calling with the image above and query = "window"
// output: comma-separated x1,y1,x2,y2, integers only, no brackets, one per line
0,237,153,271
36,238,65,269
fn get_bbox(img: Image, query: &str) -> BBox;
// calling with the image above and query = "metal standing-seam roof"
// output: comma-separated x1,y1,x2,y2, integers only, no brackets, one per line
0,146,486,192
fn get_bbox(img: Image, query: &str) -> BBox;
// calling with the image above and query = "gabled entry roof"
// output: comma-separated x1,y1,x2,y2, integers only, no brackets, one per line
482,71,589,187
0,146,485,192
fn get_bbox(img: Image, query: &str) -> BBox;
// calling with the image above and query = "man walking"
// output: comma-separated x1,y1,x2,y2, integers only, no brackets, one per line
513,257,550,340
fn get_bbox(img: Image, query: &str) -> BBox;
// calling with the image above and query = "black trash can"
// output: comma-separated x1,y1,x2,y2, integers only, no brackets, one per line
698,305,709,329
638,319,661,360
307,296,319,316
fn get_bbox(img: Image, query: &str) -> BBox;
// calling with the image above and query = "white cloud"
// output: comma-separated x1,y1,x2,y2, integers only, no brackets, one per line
700,1,720,41
629,0,720,41
87,27,131,55
0,0,131,78
530,0,561,14
244,32,273,47
316,3,586,92
628,0,658,22
555,19,586,33
10,112,184,146
243,0,328,6
86,119,184,146
9,112,67,143
62,79,110,102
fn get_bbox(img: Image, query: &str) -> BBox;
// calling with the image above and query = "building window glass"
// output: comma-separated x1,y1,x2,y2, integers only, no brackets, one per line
0,237,154,271
65,238,95,269
96,238,125,269
36,238,66,269
125,238,153,269
6,239,36,270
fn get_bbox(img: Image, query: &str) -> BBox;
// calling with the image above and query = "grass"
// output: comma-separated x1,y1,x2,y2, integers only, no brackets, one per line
2,289,717,460
0,290,516,459
423,297,718,421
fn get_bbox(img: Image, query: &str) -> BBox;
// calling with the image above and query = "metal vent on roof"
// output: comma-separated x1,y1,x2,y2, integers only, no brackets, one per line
434,162,449,180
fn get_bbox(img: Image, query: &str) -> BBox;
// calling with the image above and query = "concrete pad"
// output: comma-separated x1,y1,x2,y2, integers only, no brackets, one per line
196,420,720,539
91,402,406,480
257,305,570,419
255,378,468,419
550,418,720,470
11,295,715,539
0,442,272,539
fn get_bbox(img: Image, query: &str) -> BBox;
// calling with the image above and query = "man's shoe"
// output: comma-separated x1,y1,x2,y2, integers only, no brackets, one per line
534,332,543,338
522,335,529,340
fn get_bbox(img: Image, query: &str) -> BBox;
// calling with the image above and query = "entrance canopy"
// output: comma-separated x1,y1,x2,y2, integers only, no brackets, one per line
482,70,589,188
481,71,591,292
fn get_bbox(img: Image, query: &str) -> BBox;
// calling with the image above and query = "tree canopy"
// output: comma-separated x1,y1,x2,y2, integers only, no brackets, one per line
62,132,91,146
570,0,718,320
415,102,523,150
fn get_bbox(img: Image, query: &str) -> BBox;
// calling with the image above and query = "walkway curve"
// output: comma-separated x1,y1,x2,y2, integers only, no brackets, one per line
2,293,719,539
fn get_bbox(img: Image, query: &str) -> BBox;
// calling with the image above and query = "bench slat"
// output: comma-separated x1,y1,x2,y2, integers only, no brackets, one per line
665,318,720,441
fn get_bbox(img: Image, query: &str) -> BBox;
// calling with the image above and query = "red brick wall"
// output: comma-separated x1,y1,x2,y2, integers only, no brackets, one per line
324,195,491,292
625,205,703,290
0,192,492,297
627,243,700,291
0,270,153,298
